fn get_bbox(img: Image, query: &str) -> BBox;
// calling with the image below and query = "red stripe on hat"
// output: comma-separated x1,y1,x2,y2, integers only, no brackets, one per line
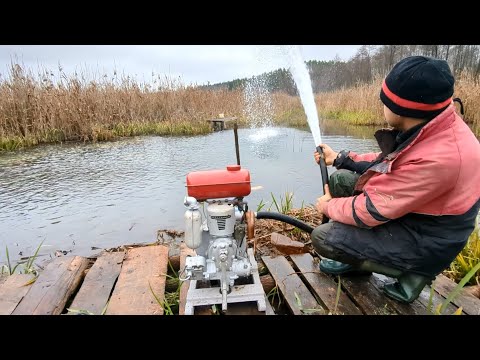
382,80,452,111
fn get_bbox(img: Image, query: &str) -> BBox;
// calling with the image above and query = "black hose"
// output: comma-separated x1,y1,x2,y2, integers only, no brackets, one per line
316,145,329,191
256,212,314,234
316,145,330,224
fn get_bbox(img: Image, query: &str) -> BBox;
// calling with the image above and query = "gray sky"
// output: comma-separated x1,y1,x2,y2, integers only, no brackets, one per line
0,45,360,85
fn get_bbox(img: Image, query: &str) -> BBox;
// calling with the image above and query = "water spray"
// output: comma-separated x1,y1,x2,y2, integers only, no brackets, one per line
284,45,329,223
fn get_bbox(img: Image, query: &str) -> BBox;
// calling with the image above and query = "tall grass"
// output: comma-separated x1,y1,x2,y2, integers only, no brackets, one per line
1,63,478,152
444,221,480,286
0,63,244,150
314,72,480,131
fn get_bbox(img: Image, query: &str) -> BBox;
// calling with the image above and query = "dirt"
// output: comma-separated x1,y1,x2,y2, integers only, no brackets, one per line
250,206,322,261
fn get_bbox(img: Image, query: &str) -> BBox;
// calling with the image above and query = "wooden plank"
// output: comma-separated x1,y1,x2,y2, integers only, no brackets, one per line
0,274,35,315
290,254,362,315
106,245,168,315
369,274,427,315
264,295,275,315
432,274,480,315
262,255,324,315
69,251,125,315
179,244,196,315
0,274,8,286
340,276,398,315
416,285,459,315
12,256,89,315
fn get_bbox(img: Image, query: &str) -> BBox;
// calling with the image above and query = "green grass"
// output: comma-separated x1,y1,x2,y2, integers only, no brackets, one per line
274,108,308,127
0,121,213,152
149,259,182,315
256,199,266,212
320,110,379,126
438,261,480,315
112,121,211,138
445,221,480,286
268,192,294,214
266,284,282,307
1,241,43,276
333,275,342,315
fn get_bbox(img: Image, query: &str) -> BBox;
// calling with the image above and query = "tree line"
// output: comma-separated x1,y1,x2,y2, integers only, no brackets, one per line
204,45,480,95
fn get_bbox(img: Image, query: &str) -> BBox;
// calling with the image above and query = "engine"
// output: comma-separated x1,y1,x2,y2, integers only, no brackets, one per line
183,165,252,312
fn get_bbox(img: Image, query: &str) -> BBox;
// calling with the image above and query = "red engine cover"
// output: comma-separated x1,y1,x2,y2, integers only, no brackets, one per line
186,165,251,200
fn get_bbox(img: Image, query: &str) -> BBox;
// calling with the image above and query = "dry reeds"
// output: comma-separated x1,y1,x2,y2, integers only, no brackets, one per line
1,63,478,151
0,63,245,150
315,72,480,130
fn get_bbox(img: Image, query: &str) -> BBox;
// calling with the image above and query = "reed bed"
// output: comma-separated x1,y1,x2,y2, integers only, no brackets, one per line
1,64,478,152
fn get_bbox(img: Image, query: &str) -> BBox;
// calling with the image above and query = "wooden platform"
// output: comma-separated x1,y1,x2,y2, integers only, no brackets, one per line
1,244,478,315
2,245,169,315
261,253,480,315
206,116,237,131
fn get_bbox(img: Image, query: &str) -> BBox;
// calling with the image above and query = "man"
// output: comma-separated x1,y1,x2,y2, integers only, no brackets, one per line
312,55,480,303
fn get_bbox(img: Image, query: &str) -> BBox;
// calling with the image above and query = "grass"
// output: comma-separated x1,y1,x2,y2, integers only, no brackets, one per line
426,261,480,315
439,261,480,314
333,275,341,315
0,63,243,151
268,192,294,214
256,199,266,212
444,221,480,286
314,72,480,134
1,241,43,276
1,63,478,151
149,259,182,315
266,284,282,307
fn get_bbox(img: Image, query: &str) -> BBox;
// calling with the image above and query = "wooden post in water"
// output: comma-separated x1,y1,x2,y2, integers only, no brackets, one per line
234,122,240,165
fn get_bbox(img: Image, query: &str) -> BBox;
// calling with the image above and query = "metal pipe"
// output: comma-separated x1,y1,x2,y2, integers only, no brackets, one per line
234,122,240,166
255,212,314,234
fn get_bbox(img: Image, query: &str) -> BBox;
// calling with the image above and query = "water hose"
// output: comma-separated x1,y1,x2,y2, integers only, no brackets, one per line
255,211,314,234
316,145,330,224
246,147,329,235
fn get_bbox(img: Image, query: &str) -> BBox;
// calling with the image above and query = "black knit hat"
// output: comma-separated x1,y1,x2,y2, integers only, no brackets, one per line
380,56,454,120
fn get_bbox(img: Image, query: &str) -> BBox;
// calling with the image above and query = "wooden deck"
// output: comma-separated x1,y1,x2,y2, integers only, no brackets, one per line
261,253,479,315
1,244,478,315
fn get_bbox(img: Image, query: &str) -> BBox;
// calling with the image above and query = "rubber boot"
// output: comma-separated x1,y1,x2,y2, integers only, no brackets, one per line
383,273,433,303
319,258,371,276
356,260,431,303
322,258,432,303
357,260,403,278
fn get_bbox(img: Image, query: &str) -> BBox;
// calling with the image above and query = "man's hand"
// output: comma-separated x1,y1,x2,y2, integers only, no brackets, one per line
314,144,338,166
315,184,333,215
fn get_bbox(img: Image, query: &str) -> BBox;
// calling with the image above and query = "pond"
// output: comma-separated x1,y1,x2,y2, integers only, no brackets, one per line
0,125,379,263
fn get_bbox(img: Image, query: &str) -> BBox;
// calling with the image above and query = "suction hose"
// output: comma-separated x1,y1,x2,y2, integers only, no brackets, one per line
255,212,314,234
247,147,330,235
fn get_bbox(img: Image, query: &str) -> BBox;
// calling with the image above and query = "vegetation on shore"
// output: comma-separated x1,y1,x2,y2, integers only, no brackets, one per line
1,61,479,152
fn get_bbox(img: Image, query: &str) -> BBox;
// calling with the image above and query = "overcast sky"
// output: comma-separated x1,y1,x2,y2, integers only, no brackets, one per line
0,45,361,85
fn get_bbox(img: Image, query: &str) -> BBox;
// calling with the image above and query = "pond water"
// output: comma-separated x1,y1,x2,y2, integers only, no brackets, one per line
0,125,379,263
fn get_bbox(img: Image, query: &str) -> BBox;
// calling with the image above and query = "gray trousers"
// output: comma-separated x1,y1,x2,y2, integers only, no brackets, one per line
311,169,363,264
